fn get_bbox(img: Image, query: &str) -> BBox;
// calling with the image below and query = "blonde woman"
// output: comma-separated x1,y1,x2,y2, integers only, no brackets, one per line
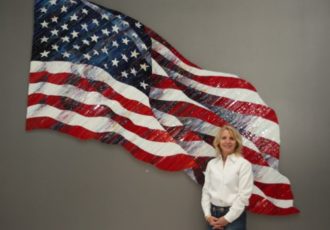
201,126,254,230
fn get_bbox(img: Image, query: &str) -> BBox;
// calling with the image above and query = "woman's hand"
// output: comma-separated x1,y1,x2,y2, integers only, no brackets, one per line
213,217,229,229
206,216,224,230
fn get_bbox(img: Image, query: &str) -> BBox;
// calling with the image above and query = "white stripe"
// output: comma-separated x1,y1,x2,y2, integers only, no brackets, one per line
253,165,290,184
170,70,266,105
29,82,164,130
27,104,189,157
30,61,151,107
152,108,183,127
245,116,280,143
152,57,169,76
151,55,265,105
154,110,277,162
152,38,239,78
152,108,217,157
152,58,279,143
253,186,293,208
150,87,209,110
179,140,217,157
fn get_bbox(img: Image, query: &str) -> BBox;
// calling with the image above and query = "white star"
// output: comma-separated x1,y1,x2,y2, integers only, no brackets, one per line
71,30,79,38
61,36,70,43
93,50,99,56
104,64,108,69
62,52,70,58
83,53,91,60
51,16,58,23
81,23,88,31
130,68,137,76
50,0,57,5
70,14,78,21
140,63,149,71
112,41,119,47
140,44,148,50
101,47,108,54
40,7,47,13
130,49,139,58
135,22,142,28
112,25,119,33
61,24,68,30
121,71,128,78
92,19,99,26
40,20,48,28
40,36,49,43
140,81,148,89
91,34,99,42
101,14,109,20
121,54,128,62
82,9,88,14
112,58,119,67
140,81,148,90
132,33,138,38
82,39,90,45
50,29,59,36
70,0,77,4
61,6,68,13
51,44,59,51
40,50,50,57
116,15,122,19
73,44,80,50
122,37,129,45
122,21,129,26
102,28,110,36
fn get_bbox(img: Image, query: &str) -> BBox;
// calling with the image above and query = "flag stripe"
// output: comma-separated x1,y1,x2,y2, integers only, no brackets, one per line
254,181,294,200
27,104,191,157
252,186,293,208
150,73,278,123
30,61,151,107
152,51,256,91
28,93,177,143
29,81,164,130
26,117,197,171
249,194,299,215
29,71,154,116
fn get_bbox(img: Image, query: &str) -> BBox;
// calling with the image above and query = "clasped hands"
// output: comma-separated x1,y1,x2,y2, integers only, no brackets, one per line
206,216,229,230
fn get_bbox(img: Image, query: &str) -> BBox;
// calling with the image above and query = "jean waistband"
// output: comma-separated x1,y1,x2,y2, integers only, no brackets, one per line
211,204,230,212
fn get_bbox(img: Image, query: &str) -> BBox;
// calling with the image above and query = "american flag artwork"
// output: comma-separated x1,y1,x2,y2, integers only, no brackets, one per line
27,0,299,215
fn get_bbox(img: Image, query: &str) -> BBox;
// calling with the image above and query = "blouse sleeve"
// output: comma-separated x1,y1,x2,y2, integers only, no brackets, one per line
201,162,212,217
224,160,253,223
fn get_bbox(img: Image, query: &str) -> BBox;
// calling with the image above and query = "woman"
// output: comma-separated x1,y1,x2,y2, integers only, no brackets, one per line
201,125,254,230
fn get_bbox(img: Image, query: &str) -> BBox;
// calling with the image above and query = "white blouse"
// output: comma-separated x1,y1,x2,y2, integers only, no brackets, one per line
201,154,254,223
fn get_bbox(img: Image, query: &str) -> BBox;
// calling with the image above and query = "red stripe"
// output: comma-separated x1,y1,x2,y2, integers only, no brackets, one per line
254,181,294,200
28,94,175,143
165,127,204,142
151,98,279,159
145,26,201,69
248,194,299,215
242,147,269,167
240,129,280,159
152,50,256,91
254,136,280,159
150,74,278,123
29,72,154,116
151,99,227,127
26,117,197,171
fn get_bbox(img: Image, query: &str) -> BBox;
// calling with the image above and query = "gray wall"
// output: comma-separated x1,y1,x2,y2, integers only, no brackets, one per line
1,0,329,229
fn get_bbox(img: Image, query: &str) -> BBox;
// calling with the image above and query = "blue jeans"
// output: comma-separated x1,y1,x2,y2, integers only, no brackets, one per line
207,204,247,230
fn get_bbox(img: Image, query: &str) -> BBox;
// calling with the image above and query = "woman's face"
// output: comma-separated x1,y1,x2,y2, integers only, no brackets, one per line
219,129,236,156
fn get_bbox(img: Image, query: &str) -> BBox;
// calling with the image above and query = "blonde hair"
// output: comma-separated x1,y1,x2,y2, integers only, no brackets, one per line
213,125,243,156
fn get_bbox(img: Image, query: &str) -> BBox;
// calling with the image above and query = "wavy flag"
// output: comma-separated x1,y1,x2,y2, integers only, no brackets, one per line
26,0,299,215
